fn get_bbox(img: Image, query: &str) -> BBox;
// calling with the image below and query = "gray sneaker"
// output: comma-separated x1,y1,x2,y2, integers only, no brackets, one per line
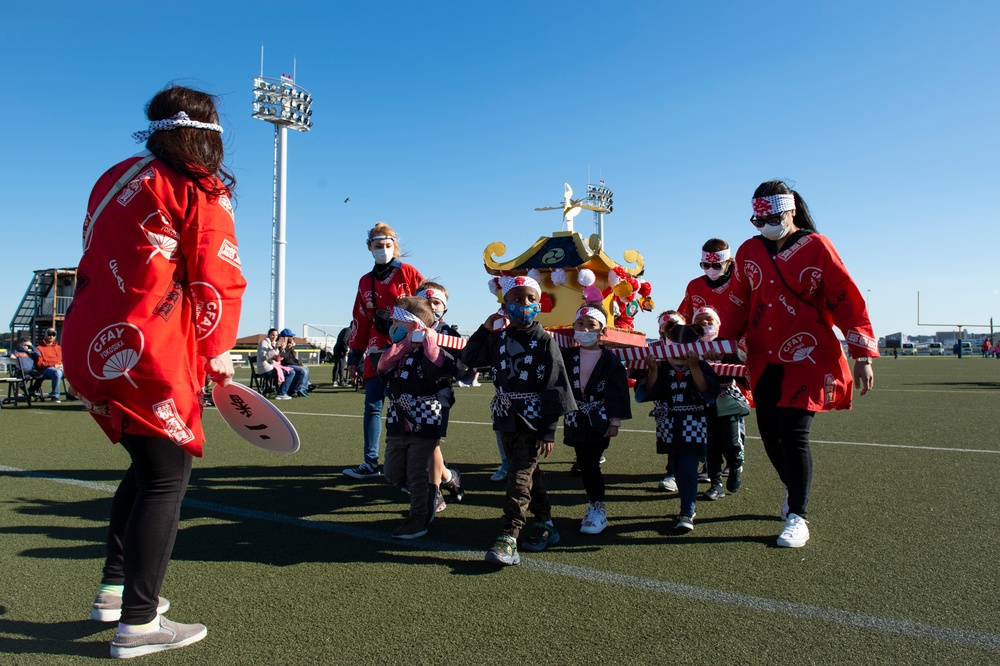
485,534,520,566
110,617,207,659
91,592,170,622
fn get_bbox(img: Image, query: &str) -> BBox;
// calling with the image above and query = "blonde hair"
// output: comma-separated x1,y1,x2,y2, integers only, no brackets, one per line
367,221,402,259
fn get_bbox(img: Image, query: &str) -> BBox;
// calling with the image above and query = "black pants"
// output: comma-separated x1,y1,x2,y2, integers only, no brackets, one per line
102,434,193,624
573,437,610,504
753,364,815,519
706,415,744,484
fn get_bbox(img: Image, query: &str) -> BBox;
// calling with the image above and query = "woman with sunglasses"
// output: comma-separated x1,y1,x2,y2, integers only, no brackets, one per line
343,222,425,480
719,180,876,548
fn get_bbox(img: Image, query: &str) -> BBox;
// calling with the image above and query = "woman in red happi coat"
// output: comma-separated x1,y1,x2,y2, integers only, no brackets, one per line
63,85,245,657
720,180,876,549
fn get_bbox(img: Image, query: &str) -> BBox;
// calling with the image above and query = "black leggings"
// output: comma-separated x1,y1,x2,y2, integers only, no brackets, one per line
753,364,815,519
573,439,609,504
102,434,193,624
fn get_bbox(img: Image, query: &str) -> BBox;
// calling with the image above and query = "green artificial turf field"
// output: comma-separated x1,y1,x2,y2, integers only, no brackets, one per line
2,356,999,664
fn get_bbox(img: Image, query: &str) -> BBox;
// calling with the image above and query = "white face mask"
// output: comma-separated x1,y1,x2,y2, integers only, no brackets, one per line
371,247,394,264
574,330,601,347
699,324,718,342
704,267,725,280
761,218,791,241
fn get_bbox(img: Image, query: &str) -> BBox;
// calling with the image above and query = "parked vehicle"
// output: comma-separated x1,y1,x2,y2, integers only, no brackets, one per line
928,342,944,356
900,343,917,356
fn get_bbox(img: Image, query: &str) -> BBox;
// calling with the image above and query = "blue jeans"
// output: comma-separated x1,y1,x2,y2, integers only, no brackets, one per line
676,453,702,518
291,365,310,393
267,368,297,396
363,374,386,466
41,367,63,397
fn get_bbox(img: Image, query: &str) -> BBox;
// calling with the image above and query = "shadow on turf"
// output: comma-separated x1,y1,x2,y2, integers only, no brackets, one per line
916,381,1000,389
0,612,109,659
11,464,785,570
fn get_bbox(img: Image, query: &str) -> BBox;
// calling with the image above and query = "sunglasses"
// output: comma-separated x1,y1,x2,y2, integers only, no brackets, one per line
750,212,787,228
700,262,724,270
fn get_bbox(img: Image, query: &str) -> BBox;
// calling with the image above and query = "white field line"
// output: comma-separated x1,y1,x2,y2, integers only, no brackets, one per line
1,464,998,651
276,412,1000,455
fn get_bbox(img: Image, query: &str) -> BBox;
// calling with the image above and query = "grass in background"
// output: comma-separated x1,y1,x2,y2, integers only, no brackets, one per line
1,356,999,663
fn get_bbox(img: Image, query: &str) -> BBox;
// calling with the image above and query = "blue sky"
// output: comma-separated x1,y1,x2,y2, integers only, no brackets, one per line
3,2,998,345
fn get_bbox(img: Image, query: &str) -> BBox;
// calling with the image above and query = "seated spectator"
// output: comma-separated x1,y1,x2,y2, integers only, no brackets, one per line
279,328,311,397
9,338,42,393
256,328,300,400
34,329,65,402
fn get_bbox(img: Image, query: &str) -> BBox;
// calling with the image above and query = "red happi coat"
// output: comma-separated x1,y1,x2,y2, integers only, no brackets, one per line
677,273,732,323
63,152,246,456
720,232,877,413
349,262,425,381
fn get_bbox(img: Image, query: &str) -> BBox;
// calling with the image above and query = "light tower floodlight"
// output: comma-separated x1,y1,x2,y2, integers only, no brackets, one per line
252,69,315,331
585,182,613,243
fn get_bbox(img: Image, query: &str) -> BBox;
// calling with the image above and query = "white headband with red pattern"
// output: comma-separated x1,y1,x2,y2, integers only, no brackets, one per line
575,306,607,327
692,306,720,325
658,312,685,327
702,248,731,264
416,288,446,307
499,275,541,297
752,194,795,217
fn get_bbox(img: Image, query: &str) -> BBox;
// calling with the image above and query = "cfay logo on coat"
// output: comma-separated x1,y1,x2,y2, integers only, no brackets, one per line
87,323,145,388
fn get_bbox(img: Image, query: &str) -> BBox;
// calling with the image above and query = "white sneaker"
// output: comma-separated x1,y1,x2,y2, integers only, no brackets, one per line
580,502,607,534
274,394,292,400
599,455,606,464
456,381,469,388
658,474,678,492
779,487,789,520
776,513,809,548
490,466,508,482
471,380,481,387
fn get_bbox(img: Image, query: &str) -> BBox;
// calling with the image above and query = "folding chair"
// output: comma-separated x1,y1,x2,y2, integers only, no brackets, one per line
248,355,276,395
1,357,34,407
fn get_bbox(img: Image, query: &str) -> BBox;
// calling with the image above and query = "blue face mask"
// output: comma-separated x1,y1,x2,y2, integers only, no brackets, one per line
505,301,541,325
388,324,407,342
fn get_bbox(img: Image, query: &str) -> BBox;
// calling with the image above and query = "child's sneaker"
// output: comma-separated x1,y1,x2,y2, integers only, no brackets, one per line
490,465,508,482
674,514,695,532
109,617,207,659
442,468,464,502
343,462,380,479
485,534,520,566
91,592,170,622
776,513,809,548
658,474,678,492
391,517,428,540
580,502,607,535
702,482,725,501
521,521,560,552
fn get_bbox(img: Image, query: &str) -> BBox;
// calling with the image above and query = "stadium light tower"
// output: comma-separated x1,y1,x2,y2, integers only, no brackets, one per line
252,60,314,331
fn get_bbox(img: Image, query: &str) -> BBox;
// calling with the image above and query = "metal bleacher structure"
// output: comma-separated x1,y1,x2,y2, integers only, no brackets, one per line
10,267,77,342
